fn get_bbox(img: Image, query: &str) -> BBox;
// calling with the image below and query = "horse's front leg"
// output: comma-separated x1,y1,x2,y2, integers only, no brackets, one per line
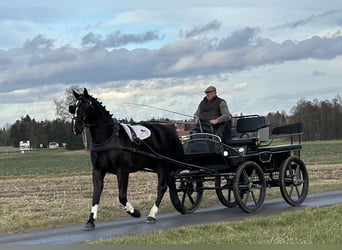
118,170,141,218
146,168,169,223
84,169,105,231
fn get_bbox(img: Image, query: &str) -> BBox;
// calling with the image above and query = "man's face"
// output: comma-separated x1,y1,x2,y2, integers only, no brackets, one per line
205,91,216,101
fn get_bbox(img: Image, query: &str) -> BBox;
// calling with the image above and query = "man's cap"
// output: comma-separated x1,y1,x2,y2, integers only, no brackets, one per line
204,85,216,93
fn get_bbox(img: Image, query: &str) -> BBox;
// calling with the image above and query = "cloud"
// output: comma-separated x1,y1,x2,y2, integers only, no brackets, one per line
217,27,259,50
2,29,342,96
23,34,55,50
233,82,248,90
81,30,163,48
183,19,221,38
311,70,325,76
272,9,342,29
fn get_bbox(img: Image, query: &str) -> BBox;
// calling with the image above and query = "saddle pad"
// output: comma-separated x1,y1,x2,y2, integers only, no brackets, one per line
120,123,151,141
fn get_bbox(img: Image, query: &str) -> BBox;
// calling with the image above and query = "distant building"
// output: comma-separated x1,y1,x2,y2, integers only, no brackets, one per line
175,122,190,136
19,140,30,151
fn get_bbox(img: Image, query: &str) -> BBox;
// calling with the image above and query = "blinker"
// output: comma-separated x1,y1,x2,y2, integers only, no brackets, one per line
69,104,76,114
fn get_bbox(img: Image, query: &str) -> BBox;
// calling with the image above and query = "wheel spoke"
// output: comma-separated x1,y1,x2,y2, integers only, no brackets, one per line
242,169,249,182
221,183,229,190
287,184,294,196
288,164,294,175
187,191,195,205
250,169,256,181
181,190,186,206
295,165,300,177
243,191,250,203
227,190,232,201
294,185,301,197
251,191,258,205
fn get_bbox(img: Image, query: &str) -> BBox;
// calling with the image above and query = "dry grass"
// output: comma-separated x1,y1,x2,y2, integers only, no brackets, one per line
0,164,341,235
0,172,160,235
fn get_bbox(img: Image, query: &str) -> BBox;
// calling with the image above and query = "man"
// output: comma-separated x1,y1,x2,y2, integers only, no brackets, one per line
192,85,232,138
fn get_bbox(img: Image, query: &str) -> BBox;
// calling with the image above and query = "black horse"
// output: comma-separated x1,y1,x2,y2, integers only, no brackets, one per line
69,88,184,230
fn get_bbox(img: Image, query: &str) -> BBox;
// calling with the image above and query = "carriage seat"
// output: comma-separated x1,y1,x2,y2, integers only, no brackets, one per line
271,122,302,136
222,115,269,146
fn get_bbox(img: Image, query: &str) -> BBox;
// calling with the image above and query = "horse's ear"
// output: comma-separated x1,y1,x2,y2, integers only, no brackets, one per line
72,89,80,99
83,88,89,97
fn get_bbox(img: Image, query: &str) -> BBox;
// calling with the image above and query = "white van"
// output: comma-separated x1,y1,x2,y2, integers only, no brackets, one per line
48,142,59,149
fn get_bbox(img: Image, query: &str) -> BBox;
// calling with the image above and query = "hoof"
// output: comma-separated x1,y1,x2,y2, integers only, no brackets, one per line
84,222,95,231
127,209,141,218
146,216,156,223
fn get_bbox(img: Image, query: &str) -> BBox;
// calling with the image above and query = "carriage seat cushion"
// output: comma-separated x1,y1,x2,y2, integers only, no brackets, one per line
272,122,303,136
120,123,151,141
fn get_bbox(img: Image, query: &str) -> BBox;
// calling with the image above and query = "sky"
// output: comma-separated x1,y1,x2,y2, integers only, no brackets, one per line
1,0,342,127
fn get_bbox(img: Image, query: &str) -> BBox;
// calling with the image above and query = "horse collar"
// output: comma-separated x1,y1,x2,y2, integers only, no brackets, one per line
90,120,120,152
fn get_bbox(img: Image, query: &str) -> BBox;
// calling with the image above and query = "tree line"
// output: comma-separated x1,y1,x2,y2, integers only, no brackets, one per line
0,95,341,149
266,96,342,141
0,115,84,150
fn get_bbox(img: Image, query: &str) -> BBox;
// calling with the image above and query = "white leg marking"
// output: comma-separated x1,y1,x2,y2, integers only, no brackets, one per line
91,204,98,219
125,202,134,214
148,203,158,219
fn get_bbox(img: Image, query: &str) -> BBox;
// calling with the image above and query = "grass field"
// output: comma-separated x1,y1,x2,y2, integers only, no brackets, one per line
94,204,342,244
0,140,341,240
0,150,91,176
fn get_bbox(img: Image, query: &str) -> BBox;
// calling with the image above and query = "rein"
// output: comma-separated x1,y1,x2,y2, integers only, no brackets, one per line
120,141,215,172
84,121,115,128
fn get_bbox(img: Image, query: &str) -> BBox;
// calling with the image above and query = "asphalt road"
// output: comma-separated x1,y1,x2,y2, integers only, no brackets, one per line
0,190,341,244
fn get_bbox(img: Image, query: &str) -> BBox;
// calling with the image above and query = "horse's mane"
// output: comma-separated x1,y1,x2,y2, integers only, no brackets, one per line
87,94,113,119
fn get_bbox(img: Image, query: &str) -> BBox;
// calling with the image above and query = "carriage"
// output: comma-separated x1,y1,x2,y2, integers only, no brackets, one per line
70,89,309,230
168,115,309,214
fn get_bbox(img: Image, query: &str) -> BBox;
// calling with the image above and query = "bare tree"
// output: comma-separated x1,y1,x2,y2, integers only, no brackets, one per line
54,85,84,121
54,85,88,149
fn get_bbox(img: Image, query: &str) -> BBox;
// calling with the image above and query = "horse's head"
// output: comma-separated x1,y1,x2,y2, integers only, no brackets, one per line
69,88,95,135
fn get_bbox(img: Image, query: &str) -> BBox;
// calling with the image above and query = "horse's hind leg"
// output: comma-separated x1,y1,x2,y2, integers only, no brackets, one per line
118,170,141,218
85,169,105,231
146,168,168,223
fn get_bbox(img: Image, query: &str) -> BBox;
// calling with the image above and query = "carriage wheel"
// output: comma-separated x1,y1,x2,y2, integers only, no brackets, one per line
233,161,266,213
169,169,203,214
215,175,237,208
279,156,309,206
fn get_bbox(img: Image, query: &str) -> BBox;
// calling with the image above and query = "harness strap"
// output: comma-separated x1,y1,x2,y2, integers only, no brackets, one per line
127,125,140,144
90,121,120,152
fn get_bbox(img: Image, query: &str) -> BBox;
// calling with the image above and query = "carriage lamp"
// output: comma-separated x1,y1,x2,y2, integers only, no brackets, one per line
223,151,229,157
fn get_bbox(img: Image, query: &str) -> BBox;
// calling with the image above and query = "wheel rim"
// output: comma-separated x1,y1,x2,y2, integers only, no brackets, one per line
169,170,203,214
233,161,266,213
280,156,309,206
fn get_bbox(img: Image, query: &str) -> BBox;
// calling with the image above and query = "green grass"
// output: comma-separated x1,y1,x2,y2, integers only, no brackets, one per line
94,204,342,244
301,140,342,165
0,150,92,176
